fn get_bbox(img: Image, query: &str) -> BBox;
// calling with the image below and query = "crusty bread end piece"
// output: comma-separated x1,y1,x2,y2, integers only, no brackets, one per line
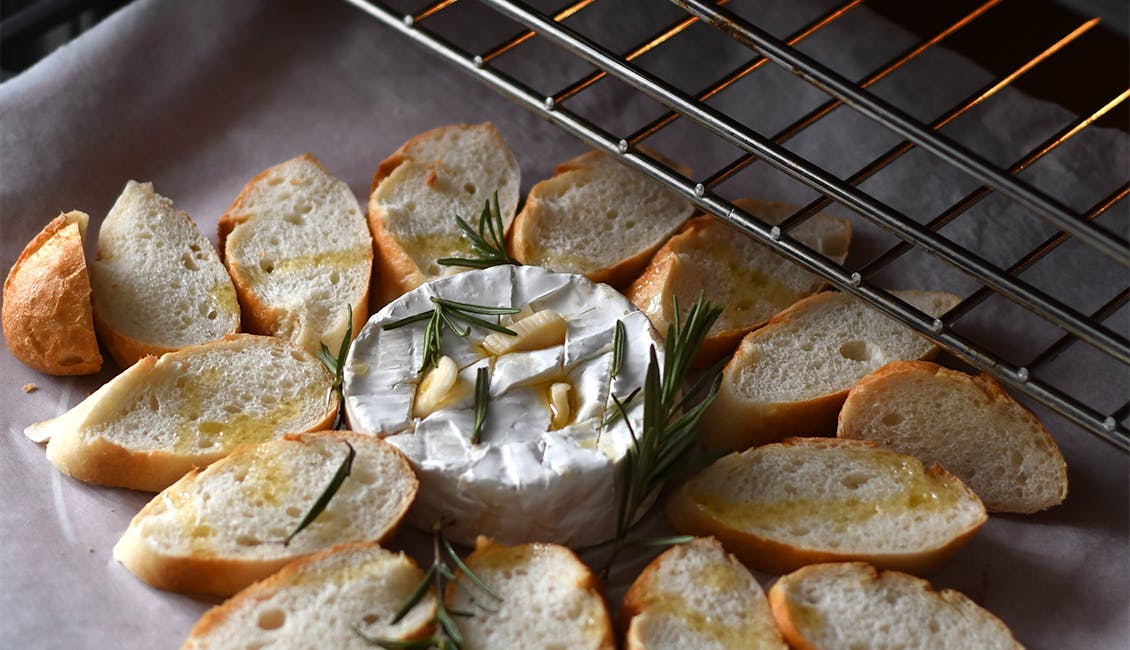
769,563,1024,650
447,537,615,650
666,438,987,575
90,181,240,368
700,290,960,451
31,334,336,491
220,153,371,354
182,542,435,649
837,360,1068,513
115,432,418,596
3,211,102,374
368,123,521,306
627,200,851,366
507,149,694,289
622,537,787,650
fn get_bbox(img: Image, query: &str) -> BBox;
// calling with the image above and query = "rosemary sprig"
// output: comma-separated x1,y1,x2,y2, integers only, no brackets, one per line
383,298,519,372
437,192,520,269
600,294,723,576
357,522,502,649
471,367,490,445
610,319,626,378
283,441,355,546
317,304,353,430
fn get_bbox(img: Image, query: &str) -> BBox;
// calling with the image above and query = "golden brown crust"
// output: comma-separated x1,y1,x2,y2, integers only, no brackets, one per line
838,360,1067,513
508,148,693,291
117,432,416,596
367,123,515,308
665,439,987,576
698,292,945,452
3,212,102,375
42,336,338,491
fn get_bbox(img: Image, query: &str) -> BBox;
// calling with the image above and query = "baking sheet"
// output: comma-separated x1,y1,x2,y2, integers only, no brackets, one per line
1,0,1127,648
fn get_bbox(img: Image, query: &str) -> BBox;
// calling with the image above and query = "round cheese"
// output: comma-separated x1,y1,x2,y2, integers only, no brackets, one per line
343,265,661,547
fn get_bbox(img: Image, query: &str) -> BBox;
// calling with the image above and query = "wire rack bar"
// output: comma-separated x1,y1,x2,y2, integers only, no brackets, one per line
479,0,1130,366
340,0,1129,449
697,0,1005,190
673,0,1130,266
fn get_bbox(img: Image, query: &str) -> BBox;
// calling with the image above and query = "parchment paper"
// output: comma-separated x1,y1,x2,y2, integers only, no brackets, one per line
1,1,1127,648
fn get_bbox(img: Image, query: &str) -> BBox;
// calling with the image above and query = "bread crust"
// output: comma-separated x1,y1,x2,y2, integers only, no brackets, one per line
621,536,786,650
837,360,1068,513
698,291,949,451
367,123,519,307
94,194,240,369
626,201,851,368
508,149,693,290
219,153,370,350
452,537,616,650
665,438,987,575
115,432,418,596
768,563,1023,650
40,335,338,491
3,211,102,374
183,541,435,648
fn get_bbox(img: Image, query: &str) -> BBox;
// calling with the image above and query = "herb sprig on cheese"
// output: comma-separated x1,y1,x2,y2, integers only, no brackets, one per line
383,297,519,372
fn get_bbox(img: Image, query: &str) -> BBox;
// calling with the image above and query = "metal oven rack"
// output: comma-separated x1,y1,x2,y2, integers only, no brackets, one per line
343,0,1130,450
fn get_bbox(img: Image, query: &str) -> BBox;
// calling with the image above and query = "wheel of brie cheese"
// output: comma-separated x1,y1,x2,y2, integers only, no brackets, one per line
343,265,661,547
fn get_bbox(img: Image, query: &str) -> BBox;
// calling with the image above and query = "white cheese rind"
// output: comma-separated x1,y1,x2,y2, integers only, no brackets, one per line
343,265,661,547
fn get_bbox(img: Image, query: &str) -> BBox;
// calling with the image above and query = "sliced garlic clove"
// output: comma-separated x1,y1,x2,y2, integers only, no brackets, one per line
413,355,458,417
482,309,567,356
549,382,572,430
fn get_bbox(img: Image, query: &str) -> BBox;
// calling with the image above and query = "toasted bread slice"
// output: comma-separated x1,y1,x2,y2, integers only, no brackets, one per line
114,432,418,596
90,181,239,368
627,200,851,365
769,563,1024,650
507,150,694,288
622,537,787,650
700,290,960,450
29,334,336,491
666,438,987,575
837,360,1068,513
182,542,435,649
3,211,102,374
220,153,371,354
447,537,615,650
368,123,521,306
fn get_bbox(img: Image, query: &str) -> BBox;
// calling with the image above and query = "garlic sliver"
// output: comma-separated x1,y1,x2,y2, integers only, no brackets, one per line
482,309,567,356
549,382,572,430
413,355,458,417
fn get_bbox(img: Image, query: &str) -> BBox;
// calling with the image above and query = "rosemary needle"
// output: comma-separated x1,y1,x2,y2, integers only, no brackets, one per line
316,304,353,430
438,192,521,269
283,441,355,546
471,367,490,445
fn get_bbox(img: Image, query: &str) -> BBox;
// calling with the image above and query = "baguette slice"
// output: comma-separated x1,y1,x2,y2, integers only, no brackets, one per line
837,360,1068,513
220,153,371,354
115,431,418,596
700,289,960,450
447,537,615,650
622,537,787,650
507,149,694,288
368,123,521,306
769,563,1024,650
29,334,336,491
666,438,987,575
627,200,851,365
91,181,240,368
3,211,102,374
182,542,435,649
